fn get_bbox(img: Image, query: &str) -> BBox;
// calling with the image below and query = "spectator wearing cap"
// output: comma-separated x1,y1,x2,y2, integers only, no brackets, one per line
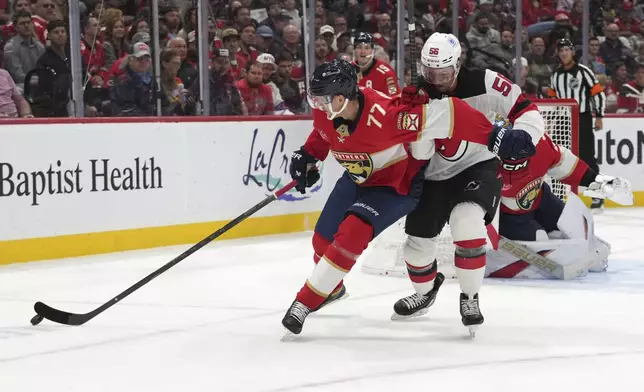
600,23,634,76
272,51,302,113
102,13,127,69
209,48,245,116
108,42,154,117
256,25,281,56
4,11,45,90
280,24,305,80
28,19,70,117
168,37,197,90
161,6,182,40
222,28,244,80
466,12,501,53
257,53,292,114
236,60,274,115
281,0,301,29
238,24,259,71
319,25,337,58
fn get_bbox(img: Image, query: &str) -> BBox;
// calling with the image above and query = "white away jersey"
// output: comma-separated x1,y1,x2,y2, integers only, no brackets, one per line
421,68,545,180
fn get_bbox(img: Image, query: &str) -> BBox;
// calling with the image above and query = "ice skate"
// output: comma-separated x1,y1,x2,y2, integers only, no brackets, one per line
391,272,445,320
590,198,604,215
311,284,348,312
281,300,311,337
460,292,484,338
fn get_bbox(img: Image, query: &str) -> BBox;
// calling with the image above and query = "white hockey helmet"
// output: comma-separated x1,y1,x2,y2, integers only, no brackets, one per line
420,33,462,88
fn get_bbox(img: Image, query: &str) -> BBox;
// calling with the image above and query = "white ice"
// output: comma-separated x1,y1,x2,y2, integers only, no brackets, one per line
2,208,644,392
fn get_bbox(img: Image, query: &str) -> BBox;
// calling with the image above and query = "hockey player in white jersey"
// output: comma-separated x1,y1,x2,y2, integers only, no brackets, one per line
391,33,546,335
486,132,633,279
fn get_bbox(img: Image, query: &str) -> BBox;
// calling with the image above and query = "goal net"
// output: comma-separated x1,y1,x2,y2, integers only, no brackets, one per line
360,99,579,278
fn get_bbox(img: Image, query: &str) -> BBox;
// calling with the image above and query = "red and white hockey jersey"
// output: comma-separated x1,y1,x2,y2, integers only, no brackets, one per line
500,133,589,214
303,87,495,195
421,68,544,181
354,59,400,96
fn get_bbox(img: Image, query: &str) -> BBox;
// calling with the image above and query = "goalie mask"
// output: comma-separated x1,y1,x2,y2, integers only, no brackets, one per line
420,32,462,92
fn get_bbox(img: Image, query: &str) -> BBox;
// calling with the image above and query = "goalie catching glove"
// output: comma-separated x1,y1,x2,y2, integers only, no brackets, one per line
289,147,320,194
583,175,634,206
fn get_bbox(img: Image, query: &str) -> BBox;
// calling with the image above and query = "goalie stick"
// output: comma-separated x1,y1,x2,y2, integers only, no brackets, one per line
30,180,298,326
407,0,418,81
486,226,586,280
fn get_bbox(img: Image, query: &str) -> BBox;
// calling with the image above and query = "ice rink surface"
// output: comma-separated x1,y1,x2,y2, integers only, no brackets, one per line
2,208,644,392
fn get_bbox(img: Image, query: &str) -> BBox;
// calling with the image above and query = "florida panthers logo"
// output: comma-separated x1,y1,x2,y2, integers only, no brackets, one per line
333,151,374,184
436,139,469,161
516,179,542,210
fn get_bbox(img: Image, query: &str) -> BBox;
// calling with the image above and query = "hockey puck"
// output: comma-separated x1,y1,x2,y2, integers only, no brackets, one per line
30,314,43,326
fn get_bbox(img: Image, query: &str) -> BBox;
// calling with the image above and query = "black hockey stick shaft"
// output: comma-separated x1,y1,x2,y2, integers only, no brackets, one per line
33,180,298,326
407,0,418,81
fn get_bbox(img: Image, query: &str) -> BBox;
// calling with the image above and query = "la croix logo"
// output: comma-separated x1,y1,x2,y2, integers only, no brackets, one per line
242,128,323,201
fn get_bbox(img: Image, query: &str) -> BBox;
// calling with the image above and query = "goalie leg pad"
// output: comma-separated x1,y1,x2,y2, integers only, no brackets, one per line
450,203,487,296
403,235,439,295
297,215,373,309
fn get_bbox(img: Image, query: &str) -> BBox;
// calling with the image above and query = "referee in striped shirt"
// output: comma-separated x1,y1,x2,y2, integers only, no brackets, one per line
547,38,606,210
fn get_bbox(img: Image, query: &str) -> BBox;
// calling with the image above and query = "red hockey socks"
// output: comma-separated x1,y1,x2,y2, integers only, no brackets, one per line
312,232,331,264
296,215,373,309
454,238,487,296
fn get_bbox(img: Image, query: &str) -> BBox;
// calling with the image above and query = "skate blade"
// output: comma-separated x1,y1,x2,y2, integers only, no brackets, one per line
467,325,480,339
280,328,299,342
390,307,429,321
314,292,349,312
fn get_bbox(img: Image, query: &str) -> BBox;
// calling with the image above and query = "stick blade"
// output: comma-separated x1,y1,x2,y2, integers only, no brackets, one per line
34,301,89,326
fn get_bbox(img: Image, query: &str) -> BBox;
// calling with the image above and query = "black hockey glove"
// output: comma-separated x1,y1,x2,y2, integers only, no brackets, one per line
488,120,536,161
289,147,320,194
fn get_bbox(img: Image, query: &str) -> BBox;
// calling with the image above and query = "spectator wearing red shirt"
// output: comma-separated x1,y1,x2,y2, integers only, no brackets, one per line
319,25,338,60
81,15,107,89
30,0,57,46
236,60,274,115
238,24,259,71
222,28,244,80
617,63,644,113
1,0,30,46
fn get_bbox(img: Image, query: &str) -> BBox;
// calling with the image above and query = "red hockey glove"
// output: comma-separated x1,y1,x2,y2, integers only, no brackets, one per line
400,85,429,106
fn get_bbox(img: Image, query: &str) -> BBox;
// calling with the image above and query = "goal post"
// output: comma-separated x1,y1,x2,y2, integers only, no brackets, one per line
360,99,580,278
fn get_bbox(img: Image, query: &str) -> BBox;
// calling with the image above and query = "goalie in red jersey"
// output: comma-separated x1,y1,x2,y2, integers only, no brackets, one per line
280,59,537,335
486,133,634,279
352,32,400,96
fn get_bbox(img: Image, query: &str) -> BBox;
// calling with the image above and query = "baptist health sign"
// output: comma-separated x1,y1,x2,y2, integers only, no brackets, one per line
0,118,343,265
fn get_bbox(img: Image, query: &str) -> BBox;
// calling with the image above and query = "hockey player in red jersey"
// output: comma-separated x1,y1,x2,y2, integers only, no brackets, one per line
352,32,400,96
390,32,547,336
281,59,537,335
485,133,633,278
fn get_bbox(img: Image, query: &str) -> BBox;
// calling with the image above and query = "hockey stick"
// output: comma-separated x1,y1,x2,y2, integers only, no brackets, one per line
406,0,418,81
30,180,298,326
486,226,586,280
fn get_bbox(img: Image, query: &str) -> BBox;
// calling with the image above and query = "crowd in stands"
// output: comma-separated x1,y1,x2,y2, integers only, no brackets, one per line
1,0,644,118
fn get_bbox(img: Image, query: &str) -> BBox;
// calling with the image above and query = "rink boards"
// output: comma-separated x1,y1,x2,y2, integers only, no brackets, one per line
0,115,641,265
